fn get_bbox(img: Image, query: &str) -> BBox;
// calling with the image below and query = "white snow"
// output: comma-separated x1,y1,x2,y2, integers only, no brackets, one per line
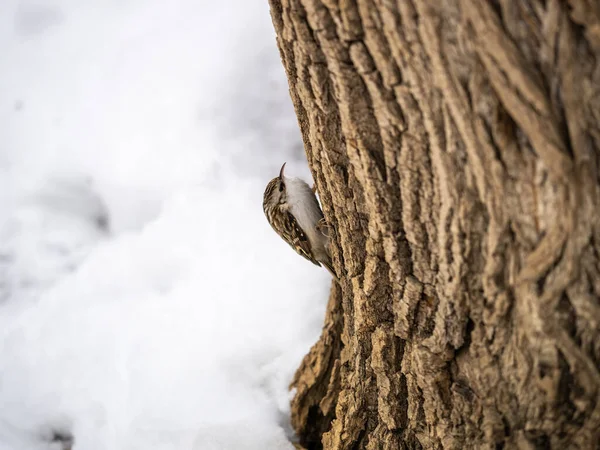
0,1,329,449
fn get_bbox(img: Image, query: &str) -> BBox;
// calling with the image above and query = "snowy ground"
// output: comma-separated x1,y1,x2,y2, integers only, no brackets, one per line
0,1,329,449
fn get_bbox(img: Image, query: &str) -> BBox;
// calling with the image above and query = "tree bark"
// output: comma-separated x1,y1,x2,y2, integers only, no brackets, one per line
268,0,600,448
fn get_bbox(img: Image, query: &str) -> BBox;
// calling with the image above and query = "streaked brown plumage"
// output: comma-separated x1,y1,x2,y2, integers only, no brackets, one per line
263,163,336,278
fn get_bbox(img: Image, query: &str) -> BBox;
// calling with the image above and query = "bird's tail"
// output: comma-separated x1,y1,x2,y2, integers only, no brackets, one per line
317,218,338,281
320,256,338,281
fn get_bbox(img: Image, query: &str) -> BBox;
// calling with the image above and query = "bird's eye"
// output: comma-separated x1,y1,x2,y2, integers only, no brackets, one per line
278,182,284,192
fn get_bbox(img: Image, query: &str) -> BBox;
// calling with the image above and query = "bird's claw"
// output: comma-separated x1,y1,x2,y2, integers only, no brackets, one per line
316,217,331,237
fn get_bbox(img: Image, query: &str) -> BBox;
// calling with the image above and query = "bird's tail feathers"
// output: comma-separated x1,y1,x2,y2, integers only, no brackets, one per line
320,257,338,281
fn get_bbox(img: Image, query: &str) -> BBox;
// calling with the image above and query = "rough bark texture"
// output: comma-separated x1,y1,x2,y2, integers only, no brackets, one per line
268,0,600,449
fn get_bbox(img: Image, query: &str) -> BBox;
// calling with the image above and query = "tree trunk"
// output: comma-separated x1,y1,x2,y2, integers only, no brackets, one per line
268,0,600,448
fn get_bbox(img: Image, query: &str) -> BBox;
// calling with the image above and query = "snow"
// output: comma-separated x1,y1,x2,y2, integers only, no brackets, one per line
0,1,329,449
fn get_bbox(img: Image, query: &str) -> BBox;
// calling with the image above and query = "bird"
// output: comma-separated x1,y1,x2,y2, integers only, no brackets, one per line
263,162,337,279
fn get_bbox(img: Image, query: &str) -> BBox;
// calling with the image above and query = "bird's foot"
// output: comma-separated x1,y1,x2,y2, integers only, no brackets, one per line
316,217,331,237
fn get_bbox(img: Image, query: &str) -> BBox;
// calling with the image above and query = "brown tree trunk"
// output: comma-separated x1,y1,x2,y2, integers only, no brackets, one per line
268,0,600,449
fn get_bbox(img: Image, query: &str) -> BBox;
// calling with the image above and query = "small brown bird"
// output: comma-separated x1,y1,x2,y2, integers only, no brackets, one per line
263,163,336,278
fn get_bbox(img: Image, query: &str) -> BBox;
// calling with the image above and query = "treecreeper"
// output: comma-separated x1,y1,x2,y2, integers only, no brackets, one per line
263,162,337,279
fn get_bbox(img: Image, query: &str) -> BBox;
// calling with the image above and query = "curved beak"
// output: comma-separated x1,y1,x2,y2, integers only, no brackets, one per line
279,162,286,180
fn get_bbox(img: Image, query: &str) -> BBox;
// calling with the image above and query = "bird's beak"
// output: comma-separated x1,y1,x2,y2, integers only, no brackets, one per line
279,162,286,180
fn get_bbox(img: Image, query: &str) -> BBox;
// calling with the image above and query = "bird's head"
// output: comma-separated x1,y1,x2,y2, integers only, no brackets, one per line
263,163,286,213
263,163,287,214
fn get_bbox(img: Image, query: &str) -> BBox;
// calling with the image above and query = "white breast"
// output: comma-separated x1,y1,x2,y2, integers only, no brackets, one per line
284,176,324,241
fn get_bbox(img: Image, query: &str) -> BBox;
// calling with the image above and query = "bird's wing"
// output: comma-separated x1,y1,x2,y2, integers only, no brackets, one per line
281,210,321,267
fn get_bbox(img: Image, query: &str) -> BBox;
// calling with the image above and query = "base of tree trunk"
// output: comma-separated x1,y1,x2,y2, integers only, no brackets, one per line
291,283,343,449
